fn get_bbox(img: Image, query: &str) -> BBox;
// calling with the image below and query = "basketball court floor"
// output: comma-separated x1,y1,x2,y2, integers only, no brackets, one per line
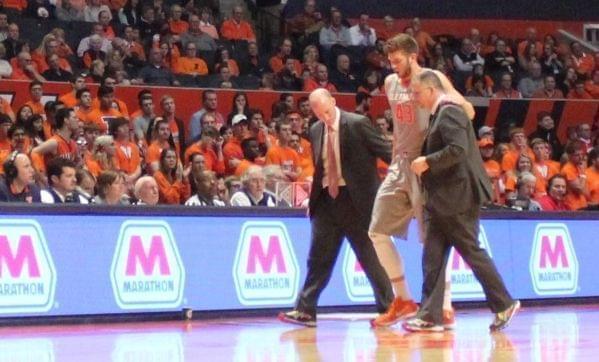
0,304,596,361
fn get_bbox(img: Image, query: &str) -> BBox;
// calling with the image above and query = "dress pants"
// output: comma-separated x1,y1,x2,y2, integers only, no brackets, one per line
296,187,394,317
418,208,514,324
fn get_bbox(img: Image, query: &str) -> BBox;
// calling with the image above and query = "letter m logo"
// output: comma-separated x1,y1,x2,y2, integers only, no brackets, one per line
530,223,579,296
539,235,569,269
0,235,41,278
246,235,286,274
125,236,171,276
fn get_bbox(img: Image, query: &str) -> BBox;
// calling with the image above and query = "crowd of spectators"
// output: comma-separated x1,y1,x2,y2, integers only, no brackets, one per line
0,1,596,210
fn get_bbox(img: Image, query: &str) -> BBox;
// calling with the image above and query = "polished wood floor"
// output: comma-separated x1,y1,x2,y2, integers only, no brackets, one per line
0,305,597,361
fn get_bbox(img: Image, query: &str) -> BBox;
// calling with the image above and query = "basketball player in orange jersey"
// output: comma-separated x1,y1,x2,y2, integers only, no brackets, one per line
370,34,475,328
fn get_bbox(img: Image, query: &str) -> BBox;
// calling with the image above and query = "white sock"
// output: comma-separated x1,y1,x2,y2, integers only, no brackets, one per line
370,231,412,301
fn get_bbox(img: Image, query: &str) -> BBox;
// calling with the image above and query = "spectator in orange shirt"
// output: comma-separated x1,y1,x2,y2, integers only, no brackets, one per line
183,125,225,175
269,37,302,75
561,141,589,210
531,138,560,187
75,88,94,124
59,74,87,108
16,104,33,125
265,119,301,181
146,117,174,173
223,114,249,175
567,80,593,99
504,153,546,199
234,137,262,177
517,27,543,59
160,94,186,159
153,148,188,204
214,47,240,76
377,15,399,41
220,5,256,42
570,41,595,77
290,131,314,182
586,147,599,205
174,42,208,76
303,63,337,92
501,127,535,173
411,17,435,63
0,96,15,122
24,80,46,119
10,51,46,82
0,115,12,154
110,117,141,188
85,135,118,178
168,5,188,35
32,34,72,73
531,75,564,99
86,85,123,133
91,77,130,118
585,69,599,98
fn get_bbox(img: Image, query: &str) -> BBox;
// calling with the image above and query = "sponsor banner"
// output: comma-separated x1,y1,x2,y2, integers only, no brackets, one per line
233,221,299,306
530,223,579,296
0,220,56,314
447,225,492,299
110,220,185,309
342,243,375,303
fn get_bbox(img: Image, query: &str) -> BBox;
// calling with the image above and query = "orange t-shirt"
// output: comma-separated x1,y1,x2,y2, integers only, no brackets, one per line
501,147,535,172
184,143,225,175
153,170,187,205
24,100,45,117
175,57,209,75
586,166,599,204
484,159,503,203
269,55,302,75
146,141,170,170
115,140,141,175
265,145,301,177
561,162,588,210
91,98,130,118
169,20,189,35
84,108,123,133
303,78,337,93
220,19,256,41
223,138,243,175
3,0,27,10
59,92,78,108
32,134,77,173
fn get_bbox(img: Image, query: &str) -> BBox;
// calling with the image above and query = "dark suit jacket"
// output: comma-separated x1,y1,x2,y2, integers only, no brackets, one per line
421,104,492,216
309,109,391,221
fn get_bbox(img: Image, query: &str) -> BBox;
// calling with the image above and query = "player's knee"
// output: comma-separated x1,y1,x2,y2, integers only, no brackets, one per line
369,231,388,245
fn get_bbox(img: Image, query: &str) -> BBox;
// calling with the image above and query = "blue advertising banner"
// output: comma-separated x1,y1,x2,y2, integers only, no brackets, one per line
0,207,596,317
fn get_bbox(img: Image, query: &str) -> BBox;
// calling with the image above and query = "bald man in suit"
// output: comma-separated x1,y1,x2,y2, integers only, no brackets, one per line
279,89,394,327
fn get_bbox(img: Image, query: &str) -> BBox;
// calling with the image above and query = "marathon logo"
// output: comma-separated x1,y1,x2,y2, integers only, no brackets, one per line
446,225,491,300
530,223,579,296
110,221,185,309
233,221,299,306
342,242,375,302
0,220,56,314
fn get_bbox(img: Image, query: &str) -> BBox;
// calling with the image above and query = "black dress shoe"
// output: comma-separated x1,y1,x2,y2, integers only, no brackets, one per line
490,300,520,332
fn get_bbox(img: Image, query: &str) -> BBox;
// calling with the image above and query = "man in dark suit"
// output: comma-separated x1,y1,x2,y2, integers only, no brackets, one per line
279,88,394,327
407,71,519,332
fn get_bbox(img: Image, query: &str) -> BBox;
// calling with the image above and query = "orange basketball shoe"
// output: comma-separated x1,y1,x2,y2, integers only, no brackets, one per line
371,298,419,328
